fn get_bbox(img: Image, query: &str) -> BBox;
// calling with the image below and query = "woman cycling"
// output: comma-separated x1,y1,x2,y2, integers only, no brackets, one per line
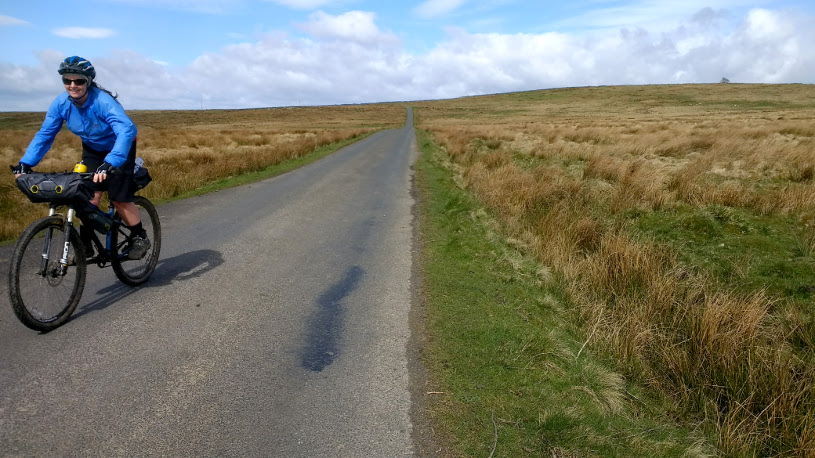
12,56,150,260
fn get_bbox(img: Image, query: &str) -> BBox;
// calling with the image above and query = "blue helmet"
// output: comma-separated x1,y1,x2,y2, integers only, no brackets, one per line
58,56,96,79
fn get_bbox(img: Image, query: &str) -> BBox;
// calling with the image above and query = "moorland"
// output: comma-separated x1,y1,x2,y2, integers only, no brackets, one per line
411,83,815,456
2,84,814,455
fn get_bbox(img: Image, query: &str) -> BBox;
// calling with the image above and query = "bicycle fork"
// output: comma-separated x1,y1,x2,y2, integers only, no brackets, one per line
39,207,77,277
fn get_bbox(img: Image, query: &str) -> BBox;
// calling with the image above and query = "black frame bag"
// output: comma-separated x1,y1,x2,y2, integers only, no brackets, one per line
15,172,93,205
133,166,152,190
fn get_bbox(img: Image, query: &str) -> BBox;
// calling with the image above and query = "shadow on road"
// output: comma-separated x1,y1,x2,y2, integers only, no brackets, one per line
71,249,224,321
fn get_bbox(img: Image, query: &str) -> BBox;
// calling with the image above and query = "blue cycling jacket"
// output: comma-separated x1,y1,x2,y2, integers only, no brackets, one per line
21,87,137,169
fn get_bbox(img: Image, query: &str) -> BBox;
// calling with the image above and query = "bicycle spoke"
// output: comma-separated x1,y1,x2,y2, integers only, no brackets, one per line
9,217,85,330
112,196,161,286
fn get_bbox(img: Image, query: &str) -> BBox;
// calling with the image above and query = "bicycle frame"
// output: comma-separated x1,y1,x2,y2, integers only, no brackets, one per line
44,201,122,271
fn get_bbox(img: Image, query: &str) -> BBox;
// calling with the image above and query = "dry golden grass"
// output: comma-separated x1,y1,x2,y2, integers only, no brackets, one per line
3,84,814,454
413,84,815,455
0,103,405,240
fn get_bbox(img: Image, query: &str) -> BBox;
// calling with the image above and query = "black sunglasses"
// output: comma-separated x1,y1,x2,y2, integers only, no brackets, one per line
62,77,88,86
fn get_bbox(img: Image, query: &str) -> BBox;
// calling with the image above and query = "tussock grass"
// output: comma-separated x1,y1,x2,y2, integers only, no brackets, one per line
416,133,710,455
1,104,405,241
414,84,815,455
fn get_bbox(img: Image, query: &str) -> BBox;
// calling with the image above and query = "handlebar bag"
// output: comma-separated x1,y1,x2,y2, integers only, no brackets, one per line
15,172,93,204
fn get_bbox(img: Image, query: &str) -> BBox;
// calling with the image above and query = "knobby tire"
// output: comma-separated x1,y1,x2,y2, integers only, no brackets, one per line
8,216,86,331
111,196,161,286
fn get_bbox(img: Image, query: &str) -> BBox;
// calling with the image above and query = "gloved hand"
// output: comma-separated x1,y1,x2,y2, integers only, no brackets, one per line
96,162,115,175
10,163,33,176
94,162,115,183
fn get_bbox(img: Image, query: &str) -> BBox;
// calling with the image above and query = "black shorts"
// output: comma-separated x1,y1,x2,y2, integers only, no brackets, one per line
82,141,137,203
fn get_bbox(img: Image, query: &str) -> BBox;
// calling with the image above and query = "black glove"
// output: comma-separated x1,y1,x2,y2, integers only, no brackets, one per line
95,162,115,175
11,163,33,175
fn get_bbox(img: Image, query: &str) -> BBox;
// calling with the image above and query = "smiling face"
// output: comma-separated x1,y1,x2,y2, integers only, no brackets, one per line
61,73,89,102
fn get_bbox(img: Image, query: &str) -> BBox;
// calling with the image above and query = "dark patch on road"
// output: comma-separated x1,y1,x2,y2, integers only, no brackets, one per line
301,265,364,372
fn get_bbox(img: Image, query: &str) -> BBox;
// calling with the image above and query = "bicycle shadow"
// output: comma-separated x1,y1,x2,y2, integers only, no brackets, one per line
71,249,224,321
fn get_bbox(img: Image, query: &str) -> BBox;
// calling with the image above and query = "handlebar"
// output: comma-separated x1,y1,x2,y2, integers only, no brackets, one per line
10,167,119,177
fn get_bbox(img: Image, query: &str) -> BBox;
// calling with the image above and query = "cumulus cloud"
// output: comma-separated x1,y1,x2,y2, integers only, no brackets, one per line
0,50,68,110
95,50,195,108
175,7,811,109
416,29,590,96
185,30,410,108
297,11,399,45
597,7,814,85
3,7,813,111
405,7,814,97
725,8,807,82
52,27,116,39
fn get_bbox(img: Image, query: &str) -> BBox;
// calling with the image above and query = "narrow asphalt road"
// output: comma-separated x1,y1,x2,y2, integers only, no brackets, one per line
0,108,420,456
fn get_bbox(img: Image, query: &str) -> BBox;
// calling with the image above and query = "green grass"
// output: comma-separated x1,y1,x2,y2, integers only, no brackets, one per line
628,203,815,368
415,130,713,456
630,203,815,304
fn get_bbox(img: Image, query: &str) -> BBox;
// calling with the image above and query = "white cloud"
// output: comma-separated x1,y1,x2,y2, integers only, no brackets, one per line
415,29,594,97
0,50,67,110
742,8,787,41
2,7,813,111
0,15,30,26
94,50,197,108
52,27,116,39
414,0,470,18
408,6,815,96
181,19,414,109
723,8,807,82
297,11,399,45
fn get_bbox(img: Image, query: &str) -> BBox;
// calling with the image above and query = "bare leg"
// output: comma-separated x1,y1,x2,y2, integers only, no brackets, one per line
112,201,142,227
90,191,103,207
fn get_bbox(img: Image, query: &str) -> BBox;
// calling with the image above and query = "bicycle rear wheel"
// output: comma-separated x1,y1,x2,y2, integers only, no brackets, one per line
8,216,86,331
112,196,161,286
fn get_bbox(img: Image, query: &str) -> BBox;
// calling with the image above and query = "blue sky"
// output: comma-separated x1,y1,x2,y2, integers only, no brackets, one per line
2,0,814,110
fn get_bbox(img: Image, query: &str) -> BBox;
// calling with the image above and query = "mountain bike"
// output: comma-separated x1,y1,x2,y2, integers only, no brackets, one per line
7,168,161,331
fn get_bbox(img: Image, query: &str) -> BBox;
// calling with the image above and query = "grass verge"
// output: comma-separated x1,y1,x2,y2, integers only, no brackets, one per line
158,132,375,202
414,130,713,456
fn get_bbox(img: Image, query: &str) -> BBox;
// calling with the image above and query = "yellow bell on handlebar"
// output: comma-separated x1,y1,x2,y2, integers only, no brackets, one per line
73,162,87,173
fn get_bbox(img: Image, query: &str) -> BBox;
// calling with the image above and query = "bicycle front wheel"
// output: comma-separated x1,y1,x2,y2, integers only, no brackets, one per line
8,216,86,331
112,196,161,286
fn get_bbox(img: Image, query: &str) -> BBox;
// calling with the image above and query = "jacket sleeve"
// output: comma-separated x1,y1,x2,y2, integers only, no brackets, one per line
20,98,65,167
98,96,138,168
